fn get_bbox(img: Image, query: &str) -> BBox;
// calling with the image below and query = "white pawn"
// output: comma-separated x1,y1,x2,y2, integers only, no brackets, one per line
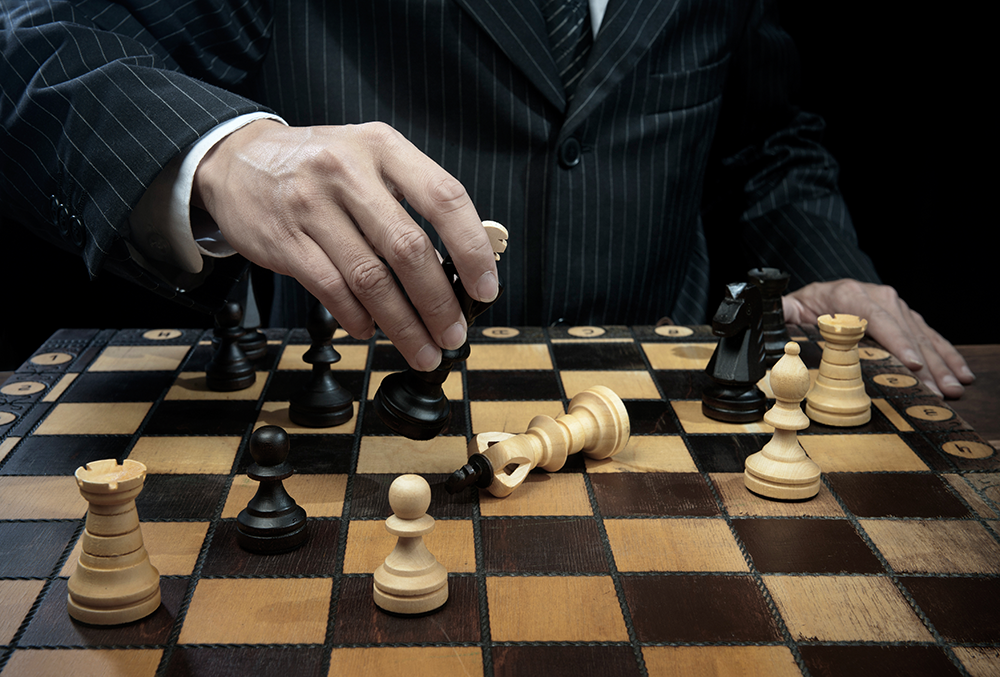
373,474,448,614
744,342,821,500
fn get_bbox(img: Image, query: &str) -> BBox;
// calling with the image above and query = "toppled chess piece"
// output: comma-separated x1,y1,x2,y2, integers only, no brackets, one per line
373,222,508,440
747,267,791,368
702,282,767,423
206,301,256,391
289,302,354,428
744,342,821,500
67,459,161,625
373,474,448,614
805,314,872,427
237,425,308,554
446,385,630,497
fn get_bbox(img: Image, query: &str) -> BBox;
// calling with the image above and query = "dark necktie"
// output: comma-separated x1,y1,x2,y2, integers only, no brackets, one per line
541,0,593,99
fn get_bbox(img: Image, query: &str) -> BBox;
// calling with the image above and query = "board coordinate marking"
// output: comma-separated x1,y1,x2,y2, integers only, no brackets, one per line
29,352,72,365
0,382,46,396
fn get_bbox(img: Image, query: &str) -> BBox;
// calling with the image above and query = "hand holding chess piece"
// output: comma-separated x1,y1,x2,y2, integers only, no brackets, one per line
744,342,821,500
373,474,448,614
446,385,630,498
373,221,508,440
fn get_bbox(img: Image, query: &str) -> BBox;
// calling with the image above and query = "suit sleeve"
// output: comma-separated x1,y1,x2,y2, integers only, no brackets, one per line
0,0,273,308
701,0,881,291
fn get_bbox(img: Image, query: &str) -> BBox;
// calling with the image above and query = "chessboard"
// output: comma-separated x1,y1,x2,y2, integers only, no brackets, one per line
0,324,997,677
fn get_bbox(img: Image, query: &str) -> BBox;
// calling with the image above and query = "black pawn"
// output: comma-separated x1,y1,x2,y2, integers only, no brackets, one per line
702,282,767,423
237,425,308,554
289,303,354,427
238,326,268,362
206,302,256,391
748,267,791,368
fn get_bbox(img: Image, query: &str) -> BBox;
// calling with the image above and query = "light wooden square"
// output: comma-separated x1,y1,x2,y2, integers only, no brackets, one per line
711,473,845,517
671,400,772,434
278,343,369,370
34,402,151,435
0,649,162,677
61,521,209,577
479,473,592,516
469,400,565,434
0,580,44,644
356,436,468,474
128,436,241,474
561,371,660,400
586,435,697,473
861,519,1000,574
799,434,928,472
255,401,358,434
0,476,87,519
487,575,627,642
641,342,715,370
764,575,932,642
605,518,749,572
643,646,801,677
327,647,483,677
342,519,474,573
165,373,266,400
466,343,552,370
952,647,1000,677
179,578,332,644
222,474,347,518
88,345,190,372
943,474,1000,520
369,370,462,401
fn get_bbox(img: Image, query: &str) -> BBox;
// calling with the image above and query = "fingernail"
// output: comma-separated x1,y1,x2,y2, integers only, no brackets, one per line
903,350,924,369
442,322,467,350
960,366,975,382
477,271,499,302
414,343,442,372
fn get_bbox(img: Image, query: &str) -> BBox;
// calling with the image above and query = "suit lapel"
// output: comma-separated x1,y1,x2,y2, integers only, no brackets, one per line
452,0,567,111
565,0,683,134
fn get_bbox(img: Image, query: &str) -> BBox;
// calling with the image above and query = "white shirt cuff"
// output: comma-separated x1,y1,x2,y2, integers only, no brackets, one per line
129,112,287,273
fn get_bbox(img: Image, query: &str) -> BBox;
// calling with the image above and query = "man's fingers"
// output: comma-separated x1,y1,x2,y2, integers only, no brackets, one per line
368,124,499,304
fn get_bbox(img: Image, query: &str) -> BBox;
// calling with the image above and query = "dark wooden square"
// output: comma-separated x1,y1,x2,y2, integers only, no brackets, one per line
591,472,719,517
61,371,174,403
481,517,608,573
333,575,479,643
827,473,971,518
350,473,476,519
143,400,258,436
732,518,884,574
0,435,131,475
552,342,646,370
621,574,781,642
262,369,364,404
359,401,468,437
685,434,771,472
466,370,562,400
234,434,355,475
200,519,340,577
0,521,79,577
654,369,712,400
903,576,1000,643
18,577,187,647
136,474,230,520
164,646,328,677
493,645,642,677
798,645,963,677
368,344,410,371
622,400,681,435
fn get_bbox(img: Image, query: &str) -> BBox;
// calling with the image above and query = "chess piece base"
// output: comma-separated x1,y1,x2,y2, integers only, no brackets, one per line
744,462,821,500
67,586,161,626
373,576,448,615
805,401,871,427
702,385,767,423
372,371,450,440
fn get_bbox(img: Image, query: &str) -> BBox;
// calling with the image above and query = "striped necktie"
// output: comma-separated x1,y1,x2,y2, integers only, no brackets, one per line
542,0,593,99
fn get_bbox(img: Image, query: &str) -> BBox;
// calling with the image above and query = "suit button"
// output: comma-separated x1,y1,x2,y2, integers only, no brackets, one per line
70,215,86,248
558,137,582,168
57,204,71,237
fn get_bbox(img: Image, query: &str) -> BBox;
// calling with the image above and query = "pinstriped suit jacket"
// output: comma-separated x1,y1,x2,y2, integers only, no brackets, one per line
0,0,879,327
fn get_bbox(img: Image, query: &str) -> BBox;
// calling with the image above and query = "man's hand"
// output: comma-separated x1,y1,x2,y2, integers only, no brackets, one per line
783,280,974,398
193,120,499,371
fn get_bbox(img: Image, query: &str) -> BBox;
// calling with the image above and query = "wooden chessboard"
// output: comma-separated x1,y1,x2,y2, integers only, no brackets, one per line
1,324,997,677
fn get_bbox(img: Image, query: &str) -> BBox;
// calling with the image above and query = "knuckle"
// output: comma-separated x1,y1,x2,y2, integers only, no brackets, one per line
387,225,435,264
425,175,470,215
346,257,393,297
